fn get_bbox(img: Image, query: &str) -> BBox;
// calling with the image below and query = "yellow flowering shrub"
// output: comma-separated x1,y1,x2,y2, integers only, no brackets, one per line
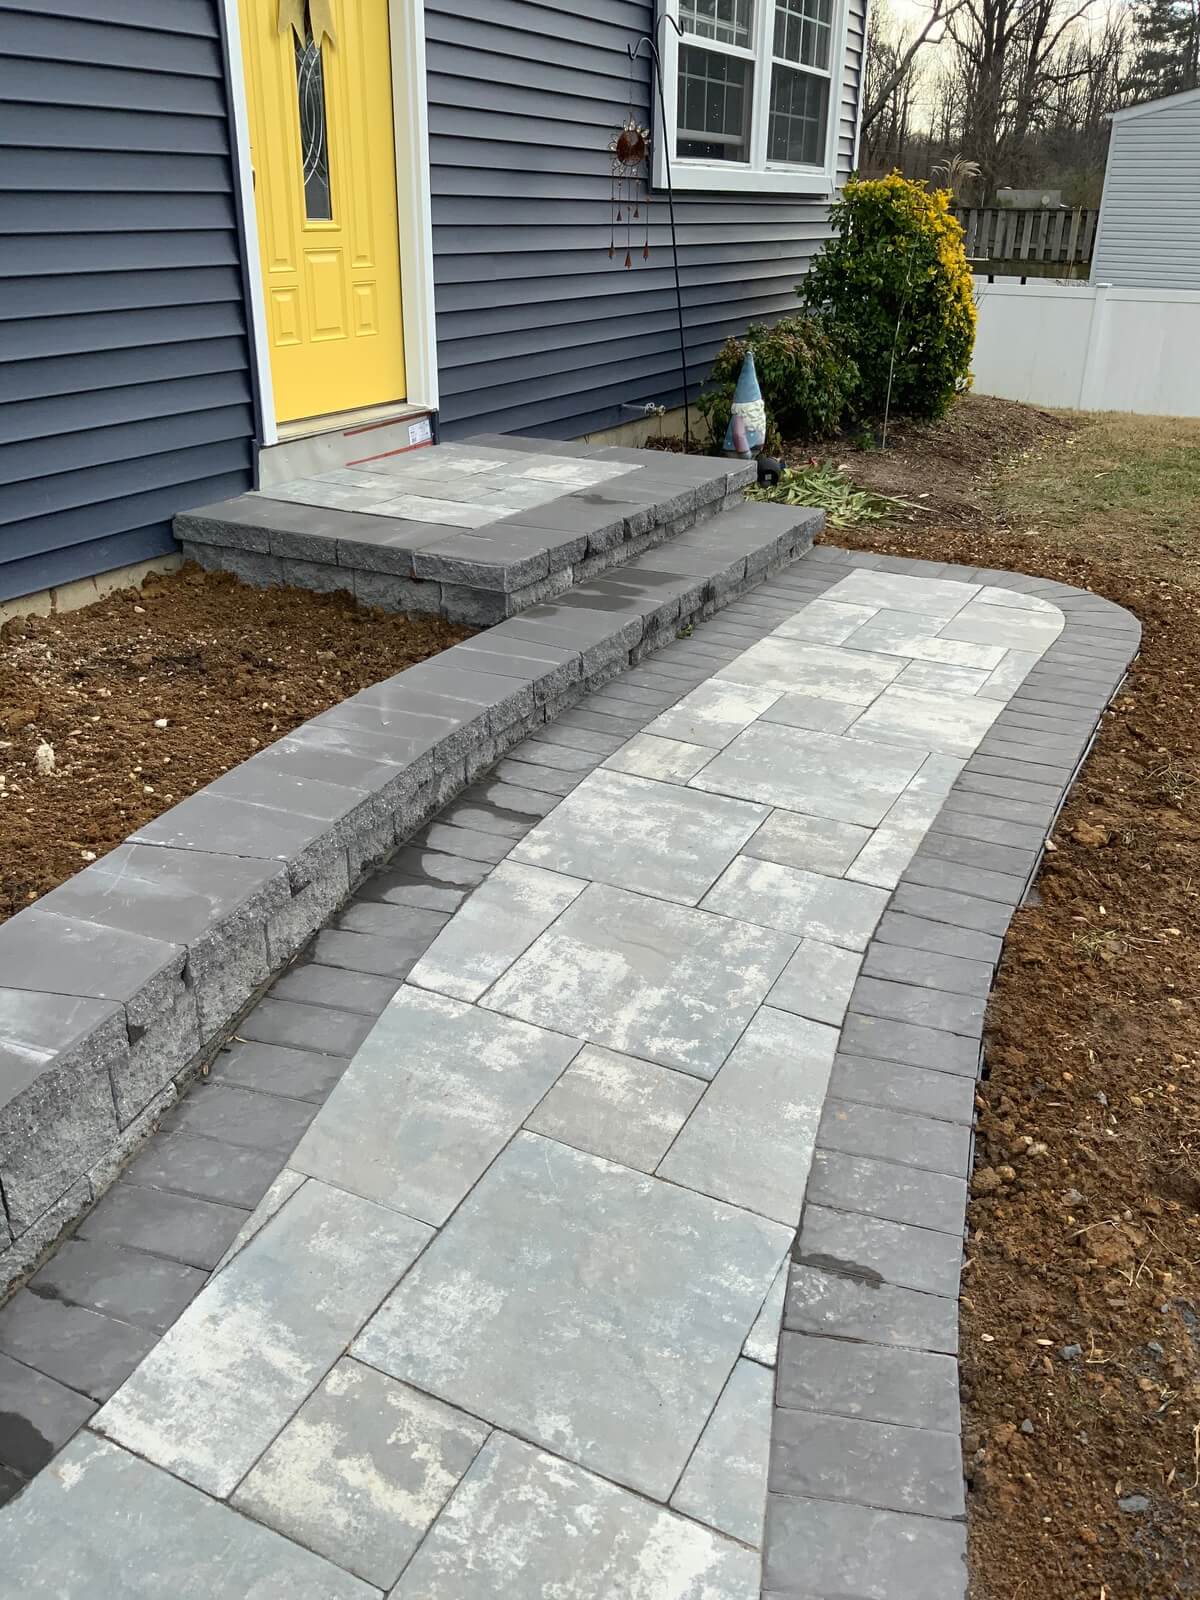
800,172,977,420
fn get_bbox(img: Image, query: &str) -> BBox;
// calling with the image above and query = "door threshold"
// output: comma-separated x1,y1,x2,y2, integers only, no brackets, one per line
259,403,436,488
275,400,428,443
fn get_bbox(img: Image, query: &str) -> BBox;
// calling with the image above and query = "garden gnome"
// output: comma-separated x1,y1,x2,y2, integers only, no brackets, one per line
722,349,767,458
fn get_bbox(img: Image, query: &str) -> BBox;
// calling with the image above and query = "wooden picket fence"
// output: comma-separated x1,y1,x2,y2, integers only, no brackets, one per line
953,206,1099,267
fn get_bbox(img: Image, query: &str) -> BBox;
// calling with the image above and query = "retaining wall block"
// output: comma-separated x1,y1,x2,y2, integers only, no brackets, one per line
111,981,201,1128
264,846,352,968
0,1178,95,1297
182,542,285,589
0,994,127,1235
351,569,442,614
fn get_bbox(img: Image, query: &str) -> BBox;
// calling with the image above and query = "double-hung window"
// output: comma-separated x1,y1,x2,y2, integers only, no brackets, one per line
657,0,844,194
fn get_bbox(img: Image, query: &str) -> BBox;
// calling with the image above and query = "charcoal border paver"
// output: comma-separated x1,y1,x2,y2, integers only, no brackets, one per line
767,562,1137,1600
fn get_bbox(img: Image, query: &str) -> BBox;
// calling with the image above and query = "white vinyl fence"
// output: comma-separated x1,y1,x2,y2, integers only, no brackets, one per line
970,278,1200,416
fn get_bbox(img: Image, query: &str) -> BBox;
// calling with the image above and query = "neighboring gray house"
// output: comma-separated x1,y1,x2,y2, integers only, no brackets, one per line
1091,86,1200,289
0,0,865,602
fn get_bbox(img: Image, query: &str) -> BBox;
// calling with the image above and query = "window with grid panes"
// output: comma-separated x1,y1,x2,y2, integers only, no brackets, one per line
662,0,843,191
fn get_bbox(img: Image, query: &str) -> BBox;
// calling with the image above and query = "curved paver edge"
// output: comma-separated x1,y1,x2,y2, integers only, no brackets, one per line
762,549,1142,1600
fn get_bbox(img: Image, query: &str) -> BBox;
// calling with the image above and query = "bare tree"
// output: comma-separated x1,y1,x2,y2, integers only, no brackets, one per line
863,0,1131,203
944,0,1103,192
862,1,918,168
861,0,967,156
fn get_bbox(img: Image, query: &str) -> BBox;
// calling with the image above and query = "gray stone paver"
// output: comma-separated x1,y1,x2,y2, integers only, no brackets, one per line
602,730,715,781
233,1359,489,1589
0,549,1131,1600
766,938,863,1025
407,859,586,1001
657,1007,836,1224
525,1043,703,1172
701,855,888,951
510,766,767,906
0,1294,155,1405
796,1203,964,1298
0,1433,377,1598
76,1181,246,1270
671,1358,773,1544
718,636,904,702
769,1407,964,1518
783,1263,958,1354
159,1079,317,1156
692,719,925,825
644,677,781,747
288,987,580,1224
93,1180,432,1497
826,569,980,618
758,688,860,734
743,1262,787,1367
744,806,870,875
353,1133,787,1501
120,1129,281,1209
392,1432,758,1598
849,612,1005,670
26,1240,205,1334
828,1052,977,1126
847,685,1002,757
763,1492,967,1600
484,881,795,1078
807,1146,968,1235
209,1036,354,1100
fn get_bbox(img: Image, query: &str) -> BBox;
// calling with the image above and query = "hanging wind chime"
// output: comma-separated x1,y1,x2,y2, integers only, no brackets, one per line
614,25,691,448
608,60,651,269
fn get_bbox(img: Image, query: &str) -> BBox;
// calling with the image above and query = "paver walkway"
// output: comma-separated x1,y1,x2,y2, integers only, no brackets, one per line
0,554,1095,1596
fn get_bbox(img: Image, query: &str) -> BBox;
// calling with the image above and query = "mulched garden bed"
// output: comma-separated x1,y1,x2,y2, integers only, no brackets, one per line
0,564,472,923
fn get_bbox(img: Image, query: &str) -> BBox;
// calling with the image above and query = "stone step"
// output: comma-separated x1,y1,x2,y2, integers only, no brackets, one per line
174,435,760,625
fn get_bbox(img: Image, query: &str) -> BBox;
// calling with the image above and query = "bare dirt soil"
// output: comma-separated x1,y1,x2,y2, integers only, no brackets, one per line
827,397,1200,1600
0,565,472,922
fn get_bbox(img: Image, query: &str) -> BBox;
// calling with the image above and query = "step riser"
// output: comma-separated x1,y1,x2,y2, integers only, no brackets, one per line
176,484,750,626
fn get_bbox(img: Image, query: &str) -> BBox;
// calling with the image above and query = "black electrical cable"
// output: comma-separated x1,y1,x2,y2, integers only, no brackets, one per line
627,17,691,451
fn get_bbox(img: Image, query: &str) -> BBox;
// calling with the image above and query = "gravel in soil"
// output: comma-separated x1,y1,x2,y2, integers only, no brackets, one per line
0,564,473,922
822,409,1200,1600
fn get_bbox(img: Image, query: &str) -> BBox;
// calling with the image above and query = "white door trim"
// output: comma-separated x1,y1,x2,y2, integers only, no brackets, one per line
221,0,277,446
222,0,439,439
389,0,439,412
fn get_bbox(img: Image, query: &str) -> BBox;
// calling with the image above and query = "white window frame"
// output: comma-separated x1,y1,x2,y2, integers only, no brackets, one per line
654,0,848,196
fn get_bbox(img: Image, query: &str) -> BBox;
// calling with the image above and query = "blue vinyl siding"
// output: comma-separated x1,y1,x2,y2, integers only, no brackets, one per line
0,0,257,600
425,0,865,439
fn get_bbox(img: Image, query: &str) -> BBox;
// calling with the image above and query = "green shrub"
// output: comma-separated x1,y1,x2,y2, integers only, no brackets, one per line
800,173,976,421
697,316,858,448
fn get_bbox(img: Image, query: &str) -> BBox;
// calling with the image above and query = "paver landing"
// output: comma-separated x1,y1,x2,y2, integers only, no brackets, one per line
0,560,1077,1597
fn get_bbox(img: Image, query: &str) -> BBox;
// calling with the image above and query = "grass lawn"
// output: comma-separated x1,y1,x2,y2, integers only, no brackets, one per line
993,413,1200,568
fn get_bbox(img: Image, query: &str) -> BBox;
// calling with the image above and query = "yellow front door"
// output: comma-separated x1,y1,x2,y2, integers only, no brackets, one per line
240,1,406,423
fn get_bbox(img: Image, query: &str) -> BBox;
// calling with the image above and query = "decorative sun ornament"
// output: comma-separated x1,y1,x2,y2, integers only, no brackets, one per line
608,115,651,268
612,119,650,167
